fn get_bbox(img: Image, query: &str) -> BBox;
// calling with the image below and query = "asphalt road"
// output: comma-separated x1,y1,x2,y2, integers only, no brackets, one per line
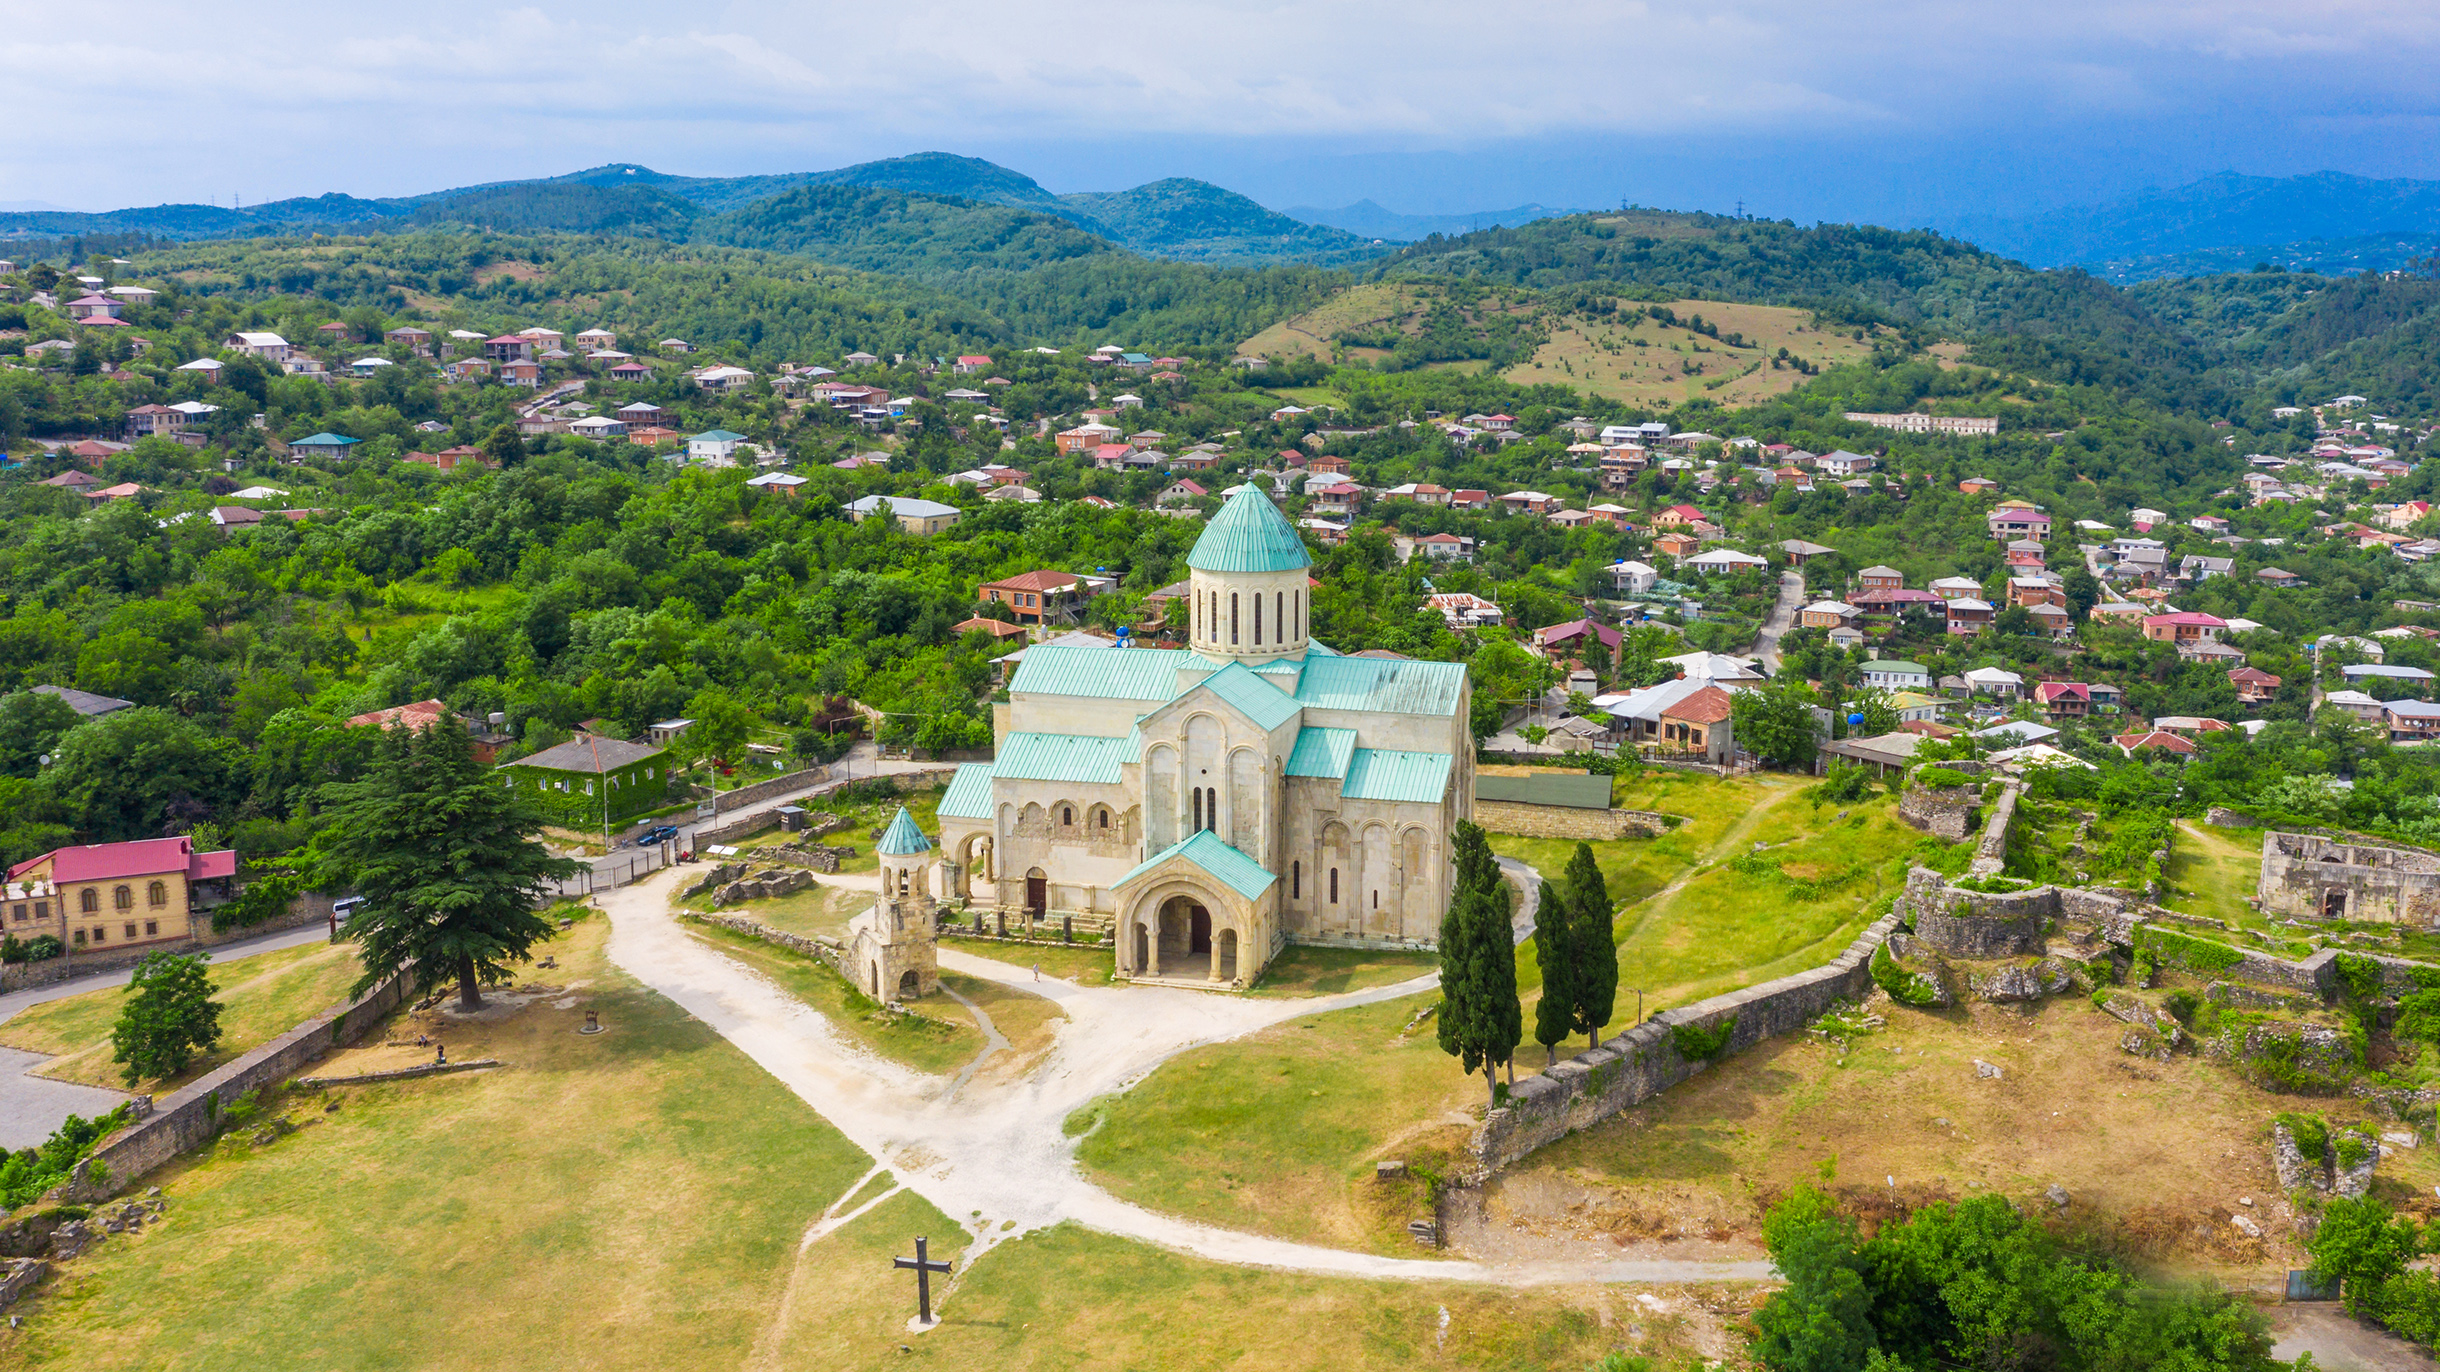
1753,569,1805,673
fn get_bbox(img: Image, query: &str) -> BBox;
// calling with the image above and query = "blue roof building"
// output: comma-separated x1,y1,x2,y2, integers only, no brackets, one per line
932,485,1470,987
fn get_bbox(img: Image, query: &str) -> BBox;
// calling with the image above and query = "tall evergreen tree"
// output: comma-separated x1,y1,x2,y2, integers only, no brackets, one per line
1531,880,1576,1066
315,720,580,1008
1438,820,1520,1106
1563,842,1619,1050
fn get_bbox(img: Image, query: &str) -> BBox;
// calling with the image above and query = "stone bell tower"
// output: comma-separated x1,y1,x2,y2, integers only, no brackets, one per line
854,805,940,1000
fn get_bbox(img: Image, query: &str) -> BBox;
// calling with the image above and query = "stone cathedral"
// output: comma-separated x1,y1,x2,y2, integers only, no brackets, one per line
935,484,1473,985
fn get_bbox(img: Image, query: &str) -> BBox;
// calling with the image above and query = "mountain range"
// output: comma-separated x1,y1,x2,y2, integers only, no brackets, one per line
1942,170,2440,281
1280,200,1588,241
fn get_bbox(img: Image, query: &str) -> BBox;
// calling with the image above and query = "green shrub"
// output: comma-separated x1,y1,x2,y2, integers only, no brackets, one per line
2338,1132,2373,1171
1873,942,1942,1007
1911,766,1974,791
2277,1111,2331,1164
2136,926,2243,974
1671,1016,1737,1061
2164,989,2200,1023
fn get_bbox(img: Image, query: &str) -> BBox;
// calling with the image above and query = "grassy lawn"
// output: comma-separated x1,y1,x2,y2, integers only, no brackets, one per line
1072,993,1474,1256
684,921,984,1076
0,939,366,1092
710,881,873,942
1249,945,1440,998
940,933,1117,987
2163,820,2266,928
795,785,947,875
1,915,877,1371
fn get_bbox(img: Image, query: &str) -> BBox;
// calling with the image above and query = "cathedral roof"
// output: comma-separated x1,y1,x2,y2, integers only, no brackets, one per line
876,806,932,856
1113,829,1277,902
1187,484,1311,574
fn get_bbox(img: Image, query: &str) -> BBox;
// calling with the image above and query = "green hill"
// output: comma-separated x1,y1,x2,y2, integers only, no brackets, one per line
407,183,699,236
803,153,1073,216
1055,178,1382,265
694,184,1117,276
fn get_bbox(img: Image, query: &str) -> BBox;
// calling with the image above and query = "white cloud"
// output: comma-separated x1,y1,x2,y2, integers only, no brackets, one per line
0,0,2434,204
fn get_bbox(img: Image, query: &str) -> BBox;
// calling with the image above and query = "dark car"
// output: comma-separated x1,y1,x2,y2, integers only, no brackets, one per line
638,825,680,845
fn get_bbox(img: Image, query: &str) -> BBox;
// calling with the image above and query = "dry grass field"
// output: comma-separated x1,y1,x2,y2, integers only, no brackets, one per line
1238,282,1431,361
1506,298,1882,409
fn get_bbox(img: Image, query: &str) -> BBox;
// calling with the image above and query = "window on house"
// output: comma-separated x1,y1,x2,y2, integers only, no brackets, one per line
80,889,98,914
73,928,86,945
584,781,595,796
114,885,132,910
145,920,158,936
9,904,22,922
34,901,47,918
147,881,166,907
124,922,137,939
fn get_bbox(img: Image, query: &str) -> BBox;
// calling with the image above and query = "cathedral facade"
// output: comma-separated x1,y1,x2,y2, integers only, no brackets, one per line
935,484,1472,985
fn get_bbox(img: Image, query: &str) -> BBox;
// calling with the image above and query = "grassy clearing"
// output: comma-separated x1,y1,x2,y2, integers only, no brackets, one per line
0,940,365,1092
1490,772,1802,916
1504,299,1878,409
0,915,875,1371
1074,993,1475,1255
2163,821,2267,928
1506,989,2440,1276
684,921,983,1076
936,971,1064,1067
1250,945,1439,998
940,933,1117,986
708,881,874,942
792,786,946,875
1238,283,1426,362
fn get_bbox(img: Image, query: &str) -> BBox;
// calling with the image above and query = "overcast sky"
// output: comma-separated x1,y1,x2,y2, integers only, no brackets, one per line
9,1,2439,224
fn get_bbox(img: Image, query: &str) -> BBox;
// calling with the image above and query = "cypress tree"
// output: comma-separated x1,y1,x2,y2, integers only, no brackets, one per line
1564,842,1619,1051
1531,880,1576,1066
1438,821,1520,1106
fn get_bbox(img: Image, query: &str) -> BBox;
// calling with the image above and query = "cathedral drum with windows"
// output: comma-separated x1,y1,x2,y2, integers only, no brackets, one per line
933,484,1472,986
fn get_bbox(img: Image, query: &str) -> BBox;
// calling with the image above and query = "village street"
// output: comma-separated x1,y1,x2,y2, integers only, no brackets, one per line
598,865,1774,1302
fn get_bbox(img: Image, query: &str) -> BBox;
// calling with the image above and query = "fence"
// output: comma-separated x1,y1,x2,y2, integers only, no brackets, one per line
539,844,675,901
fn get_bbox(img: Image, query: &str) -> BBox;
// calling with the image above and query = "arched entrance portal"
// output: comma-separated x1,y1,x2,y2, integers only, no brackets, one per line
1025,867,1048,921
1150,895,1212,976
898,969,921,998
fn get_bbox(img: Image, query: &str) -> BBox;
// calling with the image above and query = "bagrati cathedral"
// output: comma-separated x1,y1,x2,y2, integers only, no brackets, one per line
924,482,1475,987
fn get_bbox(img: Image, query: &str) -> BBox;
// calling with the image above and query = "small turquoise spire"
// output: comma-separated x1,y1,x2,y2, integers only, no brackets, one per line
877,806,932,856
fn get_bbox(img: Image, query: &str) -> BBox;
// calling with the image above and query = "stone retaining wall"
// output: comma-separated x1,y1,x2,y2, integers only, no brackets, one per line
1970,784,2022,876
1472,910,1902,1170
294,1059,503,1089
1473,800,1670,842
688,911,853,981
1898,785,1982,842
57,971,410,1203
1902,868,2054,958
710,766,831,816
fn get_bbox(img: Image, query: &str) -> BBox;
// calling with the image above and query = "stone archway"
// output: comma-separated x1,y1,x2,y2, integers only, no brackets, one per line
955,832,994,901
1215,927,1238,982
898,969,921,998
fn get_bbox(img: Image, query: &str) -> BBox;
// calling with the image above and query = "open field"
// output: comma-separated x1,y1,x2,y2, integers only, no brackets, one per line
0,915,877,1370
1490,984,2440,1281
2165,820,2270,928
1239,282,1427,362
1076,775,1913,1249
0,939,365,1092
705,879,877,942
684,920,987,1075
940,933,1118,985
1506,299,1880,409
1250,945,1439,998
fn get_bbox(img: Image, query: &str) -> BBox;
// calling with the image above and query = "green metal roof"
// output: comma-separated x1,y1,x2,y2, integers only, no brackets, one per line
1340,749,1454,804
291,432,358,446
1285,726,1357,779
1475,771,1611,810
937,763,996,820
1865,661,1929,675
692,429,747,442
1187,485,1311,574
1113,830,1278,902
877,806,932,856
1189,661,1303,732
1293,655,1467,717
994,731,1136,785
1008,645,1195,702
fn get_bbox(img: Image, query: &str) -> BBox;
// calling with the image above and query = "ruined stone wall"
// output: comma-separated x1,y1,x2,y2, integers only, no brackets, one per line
1473,800,1669,842
2257,832,2440,928
1897,785,1980,842
1472,911,1901,1170
1901,868,2056,958
1970,784,2021,875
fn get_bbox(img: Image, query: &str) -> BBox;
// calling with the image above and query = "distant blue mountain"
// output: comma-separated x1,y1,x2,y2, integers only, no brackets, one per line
1280,200,1589,242
1940,171,2440,272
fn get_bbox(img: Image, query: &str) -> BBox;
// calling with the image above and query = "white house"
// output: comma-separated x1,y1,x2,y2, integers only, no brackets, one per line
688,429,746,463
1608,560,1659,594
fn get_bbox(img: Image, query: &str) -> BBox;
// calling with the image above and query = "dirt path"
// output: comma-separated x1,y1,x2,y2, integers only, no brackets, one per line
601,868,1772,1298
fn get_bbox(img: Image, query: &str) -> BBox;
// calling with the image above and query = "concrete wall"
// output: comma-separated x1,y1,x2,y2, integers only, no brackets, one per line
59,972,409,1203
1472,911,1902,1170
1473,800,1670,842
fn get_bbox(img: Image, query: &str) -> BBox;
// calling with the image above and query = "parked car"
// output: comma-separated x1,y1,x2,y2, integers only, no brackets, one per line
638,825,680,845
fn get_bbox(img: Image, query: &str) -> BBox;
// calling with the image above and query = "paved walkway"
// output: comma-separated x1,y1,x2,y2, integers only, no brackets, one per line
601,866,1771,1298
1753,570,1805,673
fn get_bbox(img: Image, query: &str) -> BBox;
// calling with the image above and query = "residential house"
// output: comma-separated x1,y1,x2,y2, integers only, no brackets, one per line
1305,482,1361,517
688,429,747,463
1305,455,1353,478
1497,490,1562,516
6,836,238,955
2343,663,2439,693
1946,598,1995,635
2005,577,2063,609
2389,700,2440,743
1448,489,1491,512
1959,477,2001,495
496,737,671,826
2322,689,2388,723
498,358,542,388
1652,532,1701,559
1381,482,1453,505
1962,666,2024,698
1860,660,1932,691
569,415,626,440
1654,504,1707,529
1683,548,1771,575
978,570,1101,627
1397,533,1475,563
1929,576,1984,600
1816,450,1876,477
286,432,360,461
2027,603,2076,639
2228,666,2282,705
2141,611,2226,647
1656,686,1737,763
1780,539,1836,566
2257,567,2304,588
1427,593,1504,630
2034,681,2097,719
844,495,962,535
1608,560,1659,594
484,334,533,362
32,685,133,718
1799,600,1859,629
1856,565,1905,592
2115,730,2198,757
1535,619,1622,660
2180,555,2235,582
694,365,755,392
224,331,290,363
1987,502,2052,542
1055,422,1123,455
953,354,993,375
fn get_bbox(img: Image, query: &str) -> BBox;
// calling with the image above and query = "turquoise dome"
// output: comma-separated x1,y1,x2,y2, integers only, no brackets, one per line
876,806,933,856
1188,484,1312,574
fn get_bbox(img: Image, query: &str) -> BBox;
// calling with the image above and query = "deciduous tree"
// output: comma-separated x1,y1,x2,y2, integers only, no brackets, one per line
111,950,223,1084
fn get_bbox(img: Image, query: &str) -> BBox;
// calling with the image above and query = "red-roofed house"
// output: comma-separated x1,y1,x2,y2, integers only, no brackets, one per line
1987,504,2052,542
1654,504,1706,529
979,570,1098,626
953,354,993,375
1450,489,1490,510
1306,455,1353,478
2229,666,2282,706
6,836,238,954
348,698,506,762
1658,685,1738,763
1533,619,1623,658
484,334,534,362
2142,611,2227,646
2114,730,2197,757
2034,681,2095,719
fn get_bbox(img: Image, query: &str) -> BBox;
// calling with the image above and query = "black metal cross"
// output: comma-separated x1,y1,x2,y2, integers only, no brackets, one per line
893,1236,952,1325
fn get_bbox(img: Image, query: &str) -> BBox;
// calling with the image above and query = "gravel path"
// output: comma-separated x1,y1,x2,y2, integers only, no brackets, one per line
602,868,1774,1293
